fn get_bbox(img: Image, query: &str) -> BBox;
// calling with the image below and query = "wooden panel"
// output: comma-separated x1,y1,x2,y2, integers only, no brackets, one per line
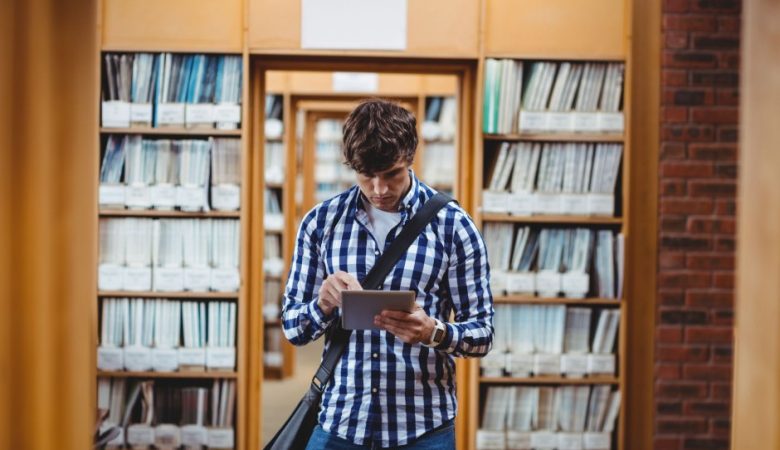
266,71,288,94
421,74,458,96
485,0,626,59
248,0,479,57
102,0,242,51
732,0,780,448
378,74,422,95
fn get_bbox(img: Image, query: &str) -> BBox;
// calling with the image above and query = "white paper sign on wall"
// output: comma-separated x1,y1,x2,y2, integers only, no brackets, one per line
301,0,407,51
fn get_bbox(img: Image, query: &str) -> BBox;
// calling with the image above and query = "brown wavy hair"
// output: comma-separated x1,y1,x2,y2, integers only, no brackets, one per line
342,99,418,175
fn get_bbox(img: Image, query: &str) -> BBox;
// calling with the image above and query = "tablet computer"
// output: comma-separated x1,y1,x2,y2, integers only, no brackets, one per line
340,290,416,331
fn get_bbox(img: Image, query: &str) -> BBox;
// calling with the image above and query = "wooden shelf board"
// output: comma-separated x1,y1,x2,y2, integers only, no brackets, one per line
99,209,240,219
494,296,621,305
483,133,624,143
98,370,238,379
263,366,284,380
481,213,623,225
264,319,282,327
100,127,242,136
265,229,284,235
480,376,619,385
99,291,239,300
265,182,284,189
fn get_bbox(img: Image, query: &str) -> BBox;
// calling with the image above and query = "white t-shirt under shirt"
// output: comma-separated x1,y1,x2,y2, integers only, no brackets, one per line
363,198,402,250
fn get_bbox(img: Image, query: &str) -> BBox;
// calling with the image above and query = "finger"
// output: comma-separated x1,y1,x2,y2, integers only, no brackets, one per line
346,278,363,291
322,284,342,307
380,309,414,321
376,320,414,342
334,271,357,288
376,314,415,330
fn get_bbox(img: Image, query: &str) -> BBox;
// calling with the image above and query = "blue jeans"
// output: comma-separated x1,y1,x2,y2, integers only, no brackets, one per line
304,420,455,449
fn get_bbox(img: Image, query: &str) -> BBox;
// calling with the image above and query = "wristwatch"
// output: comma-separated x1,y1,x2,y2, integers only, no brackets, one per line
427,318,447,347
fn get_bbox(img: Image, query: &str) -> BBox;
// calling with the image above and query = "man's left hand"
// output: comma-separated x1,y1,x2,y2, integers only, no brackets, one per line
374,305,436,345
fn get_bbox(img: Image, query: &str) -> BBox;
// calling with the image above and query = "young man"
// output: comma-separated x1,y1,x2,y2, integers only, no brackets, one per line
282,99,494,449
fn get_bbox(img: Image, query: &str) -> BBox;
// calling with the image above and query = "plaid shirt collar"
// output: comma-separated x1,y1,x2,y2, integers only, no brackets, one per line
352,169,424,225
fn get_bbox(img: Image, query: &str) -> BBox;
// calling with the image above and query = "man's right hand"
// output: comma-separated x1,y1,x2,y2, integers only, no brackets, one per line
317,271,362,316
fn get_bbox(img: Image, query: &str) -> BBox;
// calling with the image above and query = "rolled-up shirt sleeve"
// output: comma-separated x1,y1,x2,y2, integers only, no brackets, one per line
435,211,494,357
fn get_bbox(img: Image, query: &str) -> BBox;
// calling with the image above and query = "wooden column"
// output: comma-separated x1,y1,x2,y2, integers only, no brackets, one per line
0,0,98,448
732,0,780,447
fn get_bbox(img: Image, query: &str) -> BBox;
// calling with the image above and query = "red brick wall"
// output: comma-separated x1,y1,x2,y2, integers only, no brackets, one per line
656,1,740,449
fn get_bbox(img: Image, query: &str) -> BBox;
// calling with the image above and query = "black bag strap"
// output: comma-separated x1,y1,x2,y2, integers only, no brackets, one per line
310,192,454,392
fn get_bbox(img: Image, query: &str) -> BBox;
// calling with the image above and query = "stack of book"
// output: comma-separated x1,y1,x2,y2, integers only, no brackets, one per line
483,142,622,217
98,218,240,293
101,53,242,130
483,59,624,134
483,225,623,299
482,306,620,378
97,299,237,373
477,385,621,450
97,378,236,448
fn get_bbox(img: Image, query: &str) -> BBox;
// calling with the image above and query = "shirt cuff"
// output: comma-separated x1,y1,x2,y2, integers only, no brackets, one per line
434,322,459,354
306,299,336,332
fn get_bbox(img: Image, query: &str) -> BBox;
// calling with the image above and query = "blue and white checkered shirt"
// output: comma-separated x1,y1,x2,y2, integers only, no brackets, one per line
282,172,494,448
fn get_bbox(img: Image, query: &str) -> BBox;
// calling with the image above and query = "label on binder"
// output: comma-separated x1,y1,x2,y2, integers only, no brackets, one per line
177,185,207,211
100,422,125,446
210,267,239,292
506,431,532,450
559,433,584,450
572,112,600,132
153,267,184,292
479,351,507,377
560,194,589,216
98,264,124,291
211,184,241,211
508,192,535,216
184,267,211,292
178,347,206,368
519,111,547,131
475,430,506,450
207,427,235,448
151,184,177,210
123,266,152,291
587,194,614,217
181,425,208,446
535,271,561,297
264,259,284,278
214,103,241,124
124,346,153,372
547,112,574,132
102,101,131,128
597,112,624,133
158,103,186,126
533,353,561,375
152,347,179,372
127,424,155,446
97,346,124,371
562,272,590,298
207,347,236,370
530,431,559,449
482,191,510,213
264,351,283,367
561,353,590,377
99,184,126,207
490,270,508,295
185,103,215,126
130,103,153,125
506,272,535,295
125,184,152,209
265,118,283,139
155,424,181,447
533,193,563,215
583,432,611,450
265,214,284,231
263,303,280,321
508,353,535,377
588,354,616,375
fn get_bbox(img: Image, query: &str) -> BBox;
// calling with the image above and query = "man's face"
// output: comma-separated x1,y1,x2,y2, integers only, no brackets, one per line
356,160,412,212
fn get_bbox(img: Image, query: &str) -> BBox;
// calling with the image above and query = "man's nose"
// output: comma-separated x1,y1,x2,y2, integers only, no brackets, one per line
372,178,388,195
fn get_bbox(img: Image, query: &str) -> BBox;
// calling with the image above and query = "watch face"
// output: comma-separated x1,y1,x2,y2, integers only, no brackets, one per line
433,327,444,343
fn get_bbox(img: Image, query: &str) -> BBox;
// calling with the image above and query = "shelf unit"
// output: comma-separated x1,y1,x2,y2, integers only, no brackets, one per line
94,46,249,449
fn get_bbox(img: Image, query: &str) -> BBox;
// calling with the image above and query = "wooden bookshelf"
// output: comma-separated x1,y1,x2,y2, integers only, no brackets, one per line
98,370,239,379
98,291,239,300
100,127,242,136
481,213,623,225
480,376,620,385
483,132,624,143
494,295,622,306
99,209,241,219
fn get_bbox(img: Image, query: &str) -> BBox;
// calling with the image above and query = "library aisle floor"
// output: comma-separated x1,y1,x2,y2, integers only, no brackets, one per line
261,339,324,446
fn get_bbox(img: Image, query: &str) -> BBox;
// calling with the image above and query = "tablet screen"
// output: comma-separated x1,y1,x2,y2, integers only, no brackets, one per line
340,290,416,330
